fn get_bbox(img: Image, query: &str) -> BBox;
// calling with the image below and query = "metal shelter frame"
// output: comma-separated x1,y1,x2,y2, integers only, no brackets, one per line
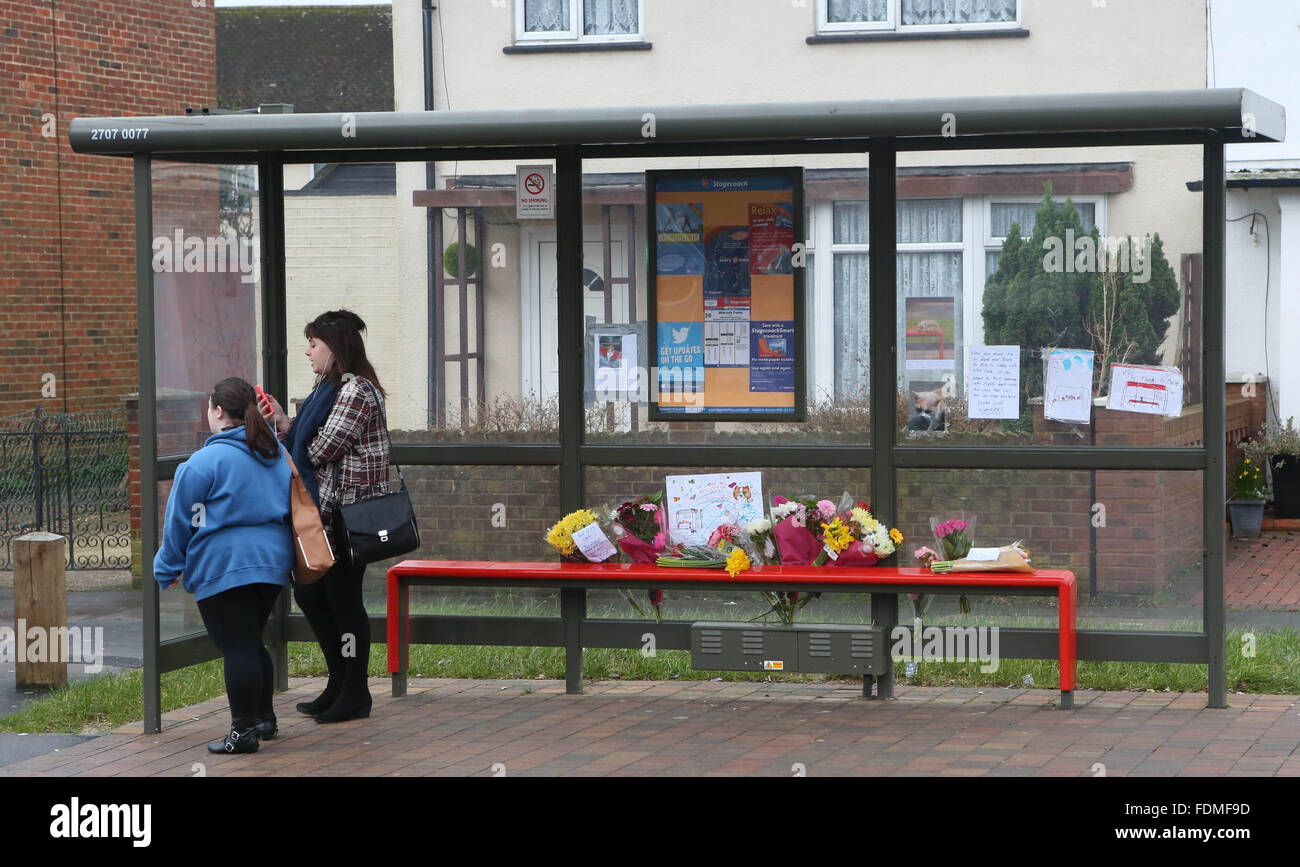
70,88,1284,732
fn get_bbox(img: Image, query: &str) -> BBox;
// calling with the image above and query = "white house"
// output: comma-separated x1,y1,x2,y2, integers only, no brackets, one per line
1210,0,1300,428
367,0,1216,430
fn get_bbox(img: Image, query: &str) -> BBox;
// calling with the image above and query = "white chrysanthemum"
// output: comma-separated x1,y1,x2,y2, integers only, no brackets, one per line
746,517,772,534
770,503,799,521
870,525,894,557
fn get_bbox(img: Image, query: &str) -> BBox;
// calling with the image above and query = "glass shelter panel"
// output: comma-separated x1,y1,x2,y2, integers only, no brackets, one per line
897,469,1204,633
576,154,870,444
892,147,1206,445
281,159,562,443
150,161,262,458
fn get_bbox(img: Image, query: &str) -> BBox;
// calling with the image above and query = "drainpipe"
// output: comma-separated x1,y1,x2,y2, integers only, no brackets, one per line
423,0,438,425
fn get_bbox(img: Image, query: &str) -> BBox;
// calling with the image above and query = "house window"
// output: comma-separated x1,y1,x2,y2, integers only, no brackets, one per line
984,196,1100,275
517,0,642,43
817,0,1019,34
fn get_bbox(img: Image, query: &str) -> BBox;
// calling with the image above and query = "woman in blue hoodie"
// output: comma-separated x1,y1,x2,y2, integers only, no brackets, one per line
154,377,293,754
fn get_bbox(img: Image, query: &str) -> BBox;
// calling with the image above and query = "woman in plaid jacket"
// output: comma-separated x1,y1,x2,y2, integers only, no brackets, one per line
260,309,388,724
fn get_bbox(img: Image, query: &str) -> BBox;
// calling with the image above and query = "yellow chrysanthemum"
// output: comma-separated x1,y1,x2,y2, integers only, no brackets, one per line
820,517,854,553
725,547,751,578
889,528,903,545
545,508,598,556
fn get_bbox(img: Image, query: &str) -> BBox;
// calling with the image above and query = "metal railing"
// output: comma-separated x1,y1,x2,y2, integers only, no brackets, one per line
0,408,130,570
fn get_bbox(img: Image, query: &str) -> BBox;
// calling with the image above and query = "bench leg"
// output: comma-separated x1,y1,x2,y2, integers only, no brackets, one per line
872,592,897,699
862,674,875,699
561,588,585,695
392,579,409,698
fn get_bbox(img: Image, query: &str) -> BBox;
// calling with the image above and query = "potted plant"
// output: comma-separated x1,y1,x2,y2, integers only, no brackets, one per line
1241,416,1300,519
1227,457,1267,537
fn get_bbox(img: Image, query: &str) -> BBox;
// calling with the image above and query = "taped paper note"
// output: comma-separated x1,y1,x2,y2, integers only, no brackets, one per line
1043,348,1094,424
1107,364,1184,417
968,345,1020,419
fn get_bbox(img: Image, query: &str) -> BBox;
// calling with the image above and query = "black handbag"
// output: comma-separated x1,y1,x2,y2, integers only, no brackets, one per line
336,383,420,565
338,470,420,565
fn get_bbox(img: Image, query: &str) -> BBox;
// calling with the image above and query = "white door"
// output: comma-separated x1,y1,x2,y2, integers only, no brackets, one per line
524,232,627,402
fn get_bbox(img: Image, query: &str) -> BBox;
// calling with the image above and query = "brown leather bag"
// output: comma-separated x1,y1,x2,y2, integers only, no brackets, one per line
284,452,334,584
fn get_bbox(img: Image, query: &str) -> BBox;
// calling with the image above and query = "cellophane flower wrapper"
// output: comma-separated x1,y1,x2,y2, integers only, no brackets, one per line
599,493,667,620
931,512,976,560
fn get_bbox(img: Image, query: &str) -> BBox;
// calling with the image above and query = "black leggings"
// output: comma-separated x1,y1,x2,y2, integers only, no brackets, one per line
197,582,283,727
293,559,370,694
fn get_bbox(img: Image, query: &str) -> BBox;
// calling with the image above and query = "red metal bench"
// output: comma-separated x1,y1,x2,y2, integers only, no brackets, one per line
386,561,1078,707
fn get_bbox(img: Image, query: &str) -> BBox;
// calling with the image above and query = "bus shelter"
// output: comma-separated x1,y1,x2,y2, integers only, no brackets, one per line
70,89,1283,732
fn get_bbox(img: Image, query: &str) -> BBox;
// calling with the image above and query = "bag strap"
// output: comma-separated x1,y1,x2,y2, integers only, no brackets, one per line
354,375,404,493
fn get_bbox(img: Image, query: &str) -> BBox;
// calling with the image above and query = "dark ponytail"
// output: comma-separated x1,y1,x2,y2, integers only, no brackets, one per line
210,377,279,460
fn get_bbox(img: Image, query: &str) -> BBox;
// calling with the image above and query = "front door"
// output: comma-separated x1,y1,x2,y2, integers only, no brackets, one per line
523,232,628,402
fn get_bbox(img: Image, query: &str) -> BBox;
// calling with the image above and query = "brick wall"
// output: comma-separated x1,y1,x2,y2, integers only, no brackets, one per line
0,0,215,418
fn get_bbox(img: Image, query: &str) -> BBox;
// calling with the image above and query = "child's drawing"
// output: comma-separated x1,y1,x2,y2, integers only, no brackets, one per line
664,472,764,546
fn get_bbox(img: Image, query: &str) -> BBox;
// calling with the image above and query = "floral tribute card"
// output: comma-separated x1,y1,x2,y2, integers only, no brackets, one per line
664,471,764,546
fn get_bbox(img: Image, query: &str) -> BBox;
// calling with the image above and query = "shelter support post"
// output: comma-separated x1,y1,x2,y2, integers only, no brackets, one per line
1203,138,1227,709
869,140,898,700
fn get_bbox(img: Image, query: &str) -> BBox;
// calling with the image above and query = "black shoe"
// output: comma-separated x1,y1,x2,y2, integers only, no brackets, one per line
254,715,278,740
296,685,339,716
314,691,372,724
207,726,259,754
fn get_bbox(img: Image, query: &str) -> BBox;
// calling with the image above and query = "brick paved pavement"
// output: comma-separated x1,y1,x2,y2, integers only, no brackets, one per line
1222,531,1300,610
2,677,1296,777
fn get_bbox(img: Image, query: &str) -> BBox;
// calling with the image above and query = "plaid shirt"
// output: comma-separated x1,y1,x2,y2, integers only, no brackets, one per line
307,376,391,549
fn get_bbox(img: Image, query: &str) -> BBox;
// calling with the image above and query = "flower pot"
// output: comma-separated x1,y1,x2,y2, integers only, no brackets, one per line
1270,454,1300,519
689,622,889,675
1228,500,1265,538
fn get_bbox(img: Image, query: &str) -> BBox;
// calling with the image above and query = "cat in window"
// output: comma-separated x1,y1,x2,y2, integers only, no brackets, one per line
907,388,947,432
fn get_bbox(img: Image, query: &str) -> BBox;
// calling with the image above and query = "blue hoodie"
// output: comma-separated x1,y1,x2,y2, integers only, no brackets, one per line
153,425,293,602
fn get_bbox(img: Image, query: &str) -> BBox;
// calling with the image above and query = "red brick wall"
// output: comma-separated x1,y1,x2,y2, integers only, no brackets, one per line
0,0,215,418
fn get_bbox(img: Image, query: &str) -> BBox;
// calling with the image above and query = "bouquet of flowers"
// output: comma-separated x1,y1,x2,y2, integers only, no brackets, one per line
757,494,902,623
931,512,976,561
545,508,608,562
607,491,669,620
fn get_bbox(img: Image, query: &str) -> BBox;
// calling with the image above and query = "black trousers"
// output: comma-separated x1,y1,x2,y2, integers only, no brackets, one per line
197,582,283,727
293,558,370,697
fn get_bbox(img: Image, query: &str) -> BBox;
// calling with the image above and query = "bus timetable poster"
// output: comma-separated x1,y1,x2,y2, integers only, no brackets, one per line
648,169,805,421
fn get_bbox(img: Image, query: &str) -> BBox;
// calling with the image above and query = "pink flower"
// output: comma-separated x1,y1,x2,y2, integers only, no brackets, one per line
954,520,967,532
817,499,836,519
640,503,658,512
773,495,789,505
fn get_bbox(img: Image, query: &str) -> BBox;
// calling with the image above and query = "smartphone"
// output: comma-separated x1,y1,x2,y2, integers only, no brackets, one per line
254,384,269,407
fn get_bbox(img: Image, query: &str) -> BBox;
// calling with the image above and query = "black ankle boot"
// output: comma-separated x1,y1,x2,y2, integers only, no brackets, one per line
314,687,372,724
254,714,278,740
296,682,340,715
208,725,259,754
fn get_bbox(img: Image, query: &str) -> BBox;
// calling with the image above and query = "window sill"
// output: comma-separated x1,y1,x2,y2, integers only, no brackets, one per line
807,28,1028,44
504,41,652,54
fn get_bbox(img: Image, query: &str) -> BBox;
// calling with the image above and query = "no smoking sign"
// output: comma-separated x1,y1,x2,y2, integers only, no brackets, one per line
516,164,554,219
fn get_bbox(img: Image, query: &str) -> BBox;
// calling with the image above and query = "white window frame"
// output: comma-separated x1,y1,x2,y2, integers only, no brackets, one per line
816,0,894,33
515,0,644,44
816,0,1020,35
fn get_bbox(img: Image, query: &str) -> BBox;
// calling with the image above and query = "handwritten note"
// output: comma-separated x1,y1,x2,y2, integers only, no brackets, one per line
571,522,617,562
967,345,1020,419
1043,348,1094,424
1107,364,1184,417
